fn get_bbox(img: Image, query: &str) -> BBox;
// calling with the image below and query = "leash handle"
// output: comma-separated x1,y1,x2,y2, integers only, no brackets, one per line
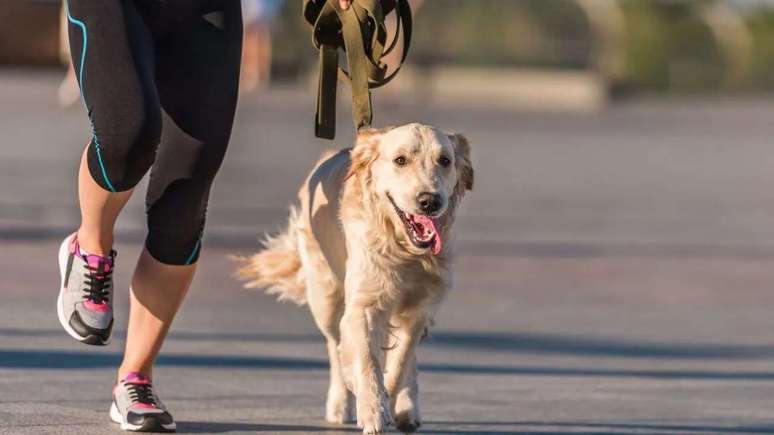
337,0,412,89
307,0,412,139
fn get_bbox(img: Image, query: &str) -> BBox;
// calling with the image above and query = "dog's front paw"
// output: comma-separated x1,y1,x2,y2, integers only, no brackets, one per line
357,413,391,434
394,410,421,434
356,391,392,434
326,386,354,424
393,390,421,433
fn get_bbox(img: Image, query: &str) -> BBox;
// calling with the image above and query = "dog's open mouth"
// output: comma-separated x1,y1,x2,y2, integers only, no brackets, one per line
387,193,442,255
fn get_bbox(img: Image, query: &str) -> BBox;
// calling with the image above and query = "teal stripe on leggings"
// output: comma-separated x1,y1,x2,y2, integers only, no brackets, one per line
185,239,202,265
66,1,117,193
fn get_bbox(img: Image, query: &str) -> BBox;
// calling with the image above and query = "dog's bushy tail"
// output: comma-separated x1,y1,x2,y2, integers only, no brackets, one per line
232,206,308,305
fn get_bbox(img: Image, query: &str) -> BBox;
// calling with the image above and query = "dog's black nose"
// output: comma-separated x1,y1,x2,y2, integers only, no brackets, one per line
417,192,442,214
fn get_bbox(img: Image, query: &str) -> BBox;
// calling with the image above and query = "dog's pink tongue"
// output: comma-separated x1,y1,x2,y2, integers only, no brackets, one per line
414,215,442,255
431,221,442,255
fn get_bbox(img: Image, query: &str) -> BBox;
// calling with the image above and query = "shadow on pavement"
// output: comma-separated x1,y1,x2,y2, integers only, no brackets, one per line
173,420,774,435
430,421,774,434
417,430,742,435
424,331,774,360
0,328,322,343
179,421,358,433
3,327,774,360
3,349,774,380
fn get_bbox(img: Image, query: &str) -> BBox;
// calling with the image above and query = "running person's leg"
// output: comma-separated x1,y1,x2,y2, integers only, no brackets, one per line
68,0,161,257
61,1,242,431
59,0,161,345
117,0,243,379
110,2,242,431
70,0,161,256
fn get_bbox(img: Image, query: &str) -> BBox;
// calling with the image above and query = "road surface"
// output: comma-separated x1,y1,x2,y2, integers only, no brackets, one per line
2,70,774,434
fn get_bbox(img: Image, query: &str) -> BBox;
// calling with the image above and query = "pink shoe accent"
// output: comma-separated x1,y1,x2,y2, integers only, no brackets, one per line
85,254,113,271
131,403,158,410
83,300,110,312
122,372,151,385
71,234,115,271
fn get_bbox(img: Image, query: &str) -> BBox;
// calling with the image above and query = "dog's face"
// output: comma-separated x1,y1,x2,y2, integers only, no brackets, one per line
348,123,473,255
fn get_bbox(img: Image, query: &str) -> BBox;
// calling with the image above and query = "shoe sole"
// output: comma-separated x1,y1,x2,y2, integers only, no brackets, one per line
110,402,177,433
56,234,110,346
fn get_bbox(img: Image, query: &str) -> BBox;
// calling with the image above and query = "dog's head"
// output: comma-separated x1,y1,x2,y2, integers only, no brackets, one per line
347,123,474,255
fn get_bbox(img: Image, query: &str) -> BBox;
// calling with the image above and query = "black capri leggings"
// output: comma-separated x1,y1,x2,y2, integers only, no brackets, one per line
66,0,242,265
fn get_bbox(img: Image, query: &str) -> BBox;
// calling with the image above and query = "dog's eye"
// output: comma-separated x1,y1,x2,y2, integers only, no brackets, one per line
438,156,452,167
394,156,408,167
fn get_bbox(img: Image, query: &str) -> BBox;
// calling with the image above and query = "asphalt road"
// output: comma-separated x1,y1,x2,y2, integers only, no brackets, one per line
2,70,774,434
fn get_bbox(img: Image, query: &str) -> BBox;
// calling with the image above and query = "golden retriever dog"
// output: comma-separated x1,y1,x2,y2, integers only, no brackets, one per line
235,123,473,434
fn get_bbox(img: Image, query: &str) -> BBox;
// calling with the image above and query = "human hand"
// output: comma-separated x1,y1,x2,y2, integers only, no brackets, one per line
339,0,352,9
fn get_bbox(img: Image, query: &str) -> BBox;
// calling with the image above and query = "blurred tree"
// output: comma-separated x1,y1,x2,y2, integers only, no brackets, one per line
261,0,774,93
412,0,591,68
700,1,753,88
745,5,774,87
619,1,723,91
576,0,627,85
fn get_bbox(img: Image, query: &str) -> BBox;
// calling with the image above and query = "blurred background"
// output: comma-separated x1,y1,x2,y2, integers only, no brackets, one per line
3,1,774,434
4,0,774,245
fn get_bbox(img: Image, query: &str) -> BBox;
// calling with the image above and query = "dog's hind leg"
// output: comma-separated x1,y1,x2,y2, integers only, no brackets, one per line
322,328,354,423
312,295,353,424
303,247,352,423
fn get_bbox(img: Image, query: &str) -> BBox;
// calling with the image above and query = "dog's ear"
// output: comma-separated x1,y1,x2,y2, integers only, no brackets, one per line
449,133,474,191
347,127,390,180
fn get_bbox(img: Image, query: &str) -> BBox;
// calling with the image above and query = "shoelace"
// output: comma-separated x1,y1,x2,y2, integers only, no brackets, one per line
82,260,112,305
125,382,158,407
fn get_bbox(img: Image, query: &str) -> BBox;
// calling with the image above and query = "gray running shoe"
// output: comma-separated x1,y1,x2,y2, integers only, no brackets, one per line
56,233,115,345
110,372,176,433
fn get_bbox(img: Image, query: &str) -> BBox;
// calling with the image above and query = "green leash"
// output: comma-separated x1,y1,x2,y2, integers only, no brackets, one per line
304,0,413,139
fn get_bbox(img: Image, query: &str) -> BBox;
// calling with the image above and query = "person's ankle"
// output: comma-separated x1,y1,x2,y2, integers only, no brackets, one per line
76,229,114,257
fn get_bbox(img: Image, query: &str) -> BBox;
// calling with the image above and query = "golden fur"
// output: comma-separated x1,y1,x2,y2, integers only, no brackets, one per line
234,123,473,434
